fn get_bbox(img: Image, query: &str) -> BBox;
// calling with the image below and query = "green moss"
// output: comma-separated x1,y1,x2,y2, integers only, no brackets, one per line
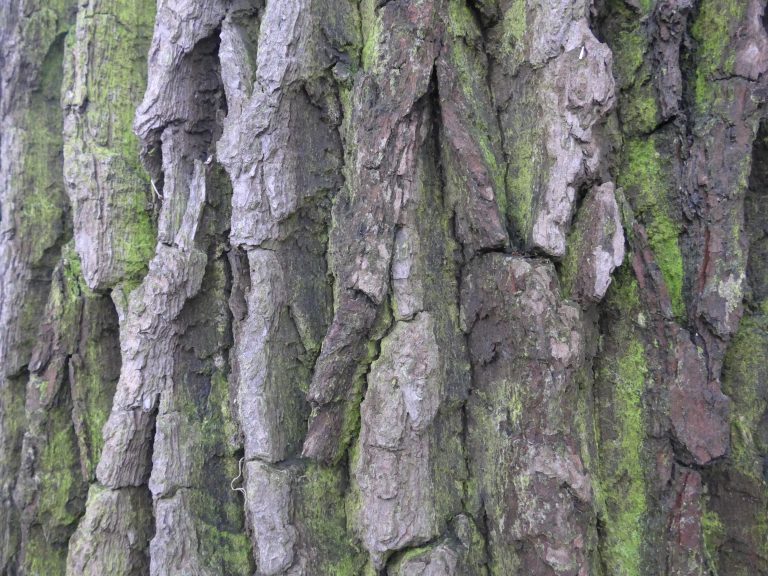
66,0,158,288
702,508,725,571
296,464,366,575
691,0,744,112
443,5,508,221
595,269,652,576
111,157,157,282
37,408,82,528
637,0,654,15
78,341,111,475
178,357,254,574
360,0,380,71
500,0,526,55
721,313,768,480
622,88,658,135
23,532,68,576
388,544,435,573
602,338,648,575
506,128,542,244
19,33,68,265
447,0,476,38
336,338,380,463
608,18,647,90
560,222,584,300
54,243,119,480
195,520,253,575
620,138,684,318
186,484,253,575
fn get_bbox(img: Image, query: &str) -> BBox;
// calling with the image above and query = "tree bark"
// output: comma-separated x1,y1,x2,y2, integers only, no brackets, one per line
1,0,767,575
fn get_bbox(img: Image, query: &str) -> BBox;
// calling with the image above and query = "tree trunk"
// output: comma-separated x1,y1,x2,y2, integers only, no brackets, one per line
1,0,767,574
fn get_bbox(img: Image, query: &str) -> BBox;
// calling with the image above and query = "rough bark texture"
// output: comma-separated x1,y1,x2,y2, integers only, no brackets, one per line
1,0,768,575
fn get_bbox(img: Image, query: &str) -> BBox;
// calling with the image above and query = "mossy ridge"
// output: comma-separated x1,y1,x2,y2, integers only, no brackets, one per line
619,137,685,319
59,243,122,481
294,463,366,576
594,267,652,576
36,407,84,530
559,220,584,301
14,0,76,269
22,247,99,572
187,487,254,576
691,0,745,113
65,0,158,289
701,505,725,573
709,308,768,571
505,122,543,246
360,0,381,72
22,532,68,576
19,33,69,267
25,400,87,574
721,313,768,481
173,364,253,574
174,256,254,575
498,0,527,71
444,0,508,221
599,0,663,139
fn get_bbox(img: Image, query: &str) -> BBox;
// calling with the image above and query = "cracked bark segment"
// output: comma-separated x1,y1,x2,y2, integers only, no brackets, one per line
462,253,590,575
390,546,458,576
243,460,297,576
62,0,156,291
700,117,768,574
149,484,248,576
11,248,101,573
134,2,225,245
218,0,352,247
301,292,379,463
666,467,707,576
66,485,153,575
219,0,350,469
75,0,226,561
133,0,226,139
651,0,693,121
332,0,442,305
97,243,207,486
392,226,425,321
146,159,253,575
529,23,615,257
501,0,590,70
351,114,468,568
686,5,768,573
95,119,209,483
218,4,357,570
69,278,122,483
669,332,729,466
436,1,510,257
687,0,768,354
240,459,365,576
352,314,450,568
688,103,760,345
304,0,443,459
230,248,307,463
150,490,208,576
87,159,213,575
491,5,615,256
386,514,488,575
562,182,625,304
706,310,768,574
